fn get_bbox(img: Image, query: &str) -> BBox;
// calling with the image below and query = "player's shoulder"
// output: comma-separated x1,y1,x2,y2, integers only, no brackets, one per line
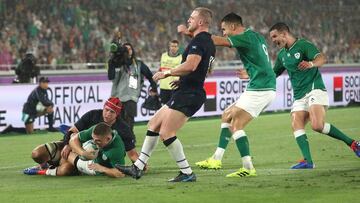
192,32,212,43
85,109,102,116
297,38,315,46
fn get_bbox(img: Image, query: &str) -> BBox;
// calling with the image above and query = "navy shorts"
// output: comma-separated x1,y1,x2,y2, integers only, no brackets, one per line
166,88,206,117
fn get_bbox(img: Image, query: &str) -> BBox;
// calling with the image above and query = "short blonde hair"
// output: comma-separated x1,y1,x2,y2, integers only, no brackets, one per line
194,7,213,25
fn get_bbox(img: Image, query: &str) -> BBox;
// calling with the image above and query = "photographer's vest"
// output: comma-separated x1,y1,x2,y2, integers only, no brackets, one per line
110,60,143,103
159,52,182,90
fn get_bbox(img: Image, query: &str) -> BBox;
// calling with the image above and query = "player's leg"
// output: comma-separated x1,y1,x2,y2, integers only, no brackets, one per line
132,105,169,171
25,120,35,134
45,106,56,132
309,104,359,156
226,106,256,177
290,110,314,169
159,108,195,182
115,105,169,179
226,90,275,177
196,104,234,169
308,89,360,156
24,141,64,174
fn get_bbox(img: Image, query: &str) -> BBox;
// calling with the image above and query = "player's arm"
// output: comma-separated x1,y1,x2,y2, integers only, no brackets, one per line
298,40,327,70
36,88,53,107
211,35,231,47
88,163,125,178
273,55,286,77
69,127,96,160
153,54,201,81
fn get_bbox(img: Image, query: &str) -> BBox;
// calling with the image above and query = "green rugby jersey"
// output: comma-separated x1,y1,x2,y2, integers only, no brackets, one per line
227,29,276,91
78,125,125,170
273,38,326,100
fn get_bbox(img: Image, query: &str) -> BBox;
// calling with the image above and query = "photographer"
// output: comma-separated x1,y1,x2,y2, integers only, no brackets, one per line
108,42,158,136
15,53,40,83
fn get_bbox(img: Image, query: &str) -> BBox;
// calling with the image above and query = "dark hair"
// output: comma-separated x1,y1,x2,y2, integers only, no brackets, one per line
93,122,112,137
123,42,136,61
170,39,179,44
221,12,243,26
269,22,290,33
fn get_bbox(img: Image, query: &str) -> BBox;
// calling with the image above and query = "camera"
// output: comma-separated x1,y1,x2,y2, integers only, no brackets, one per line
109,42,129,66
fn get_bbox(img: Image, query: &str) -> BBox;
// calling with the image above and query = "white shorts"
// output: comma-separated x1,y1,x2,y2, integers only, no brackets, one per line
76,159,96,176
291,89,329,112
235,90,276,118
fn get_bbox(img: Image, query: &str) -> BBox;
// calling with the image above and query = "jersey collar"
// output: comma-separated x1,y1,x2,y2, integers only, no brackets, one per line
286,38,299,51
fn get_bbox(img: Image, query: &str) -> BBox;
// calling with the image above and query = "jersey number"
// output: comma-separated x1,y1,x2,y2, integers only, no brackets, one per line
262,44,270,62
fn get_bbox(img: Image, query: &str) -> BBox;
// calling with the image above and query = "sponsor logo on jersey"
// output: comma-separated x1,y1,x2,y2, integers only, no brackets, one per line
294,53,300,59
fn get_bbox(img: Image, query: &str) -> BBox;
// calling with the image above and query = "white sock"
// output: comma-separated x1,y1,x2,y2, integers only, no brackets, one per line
213,147,225,160
242,155,254,170
166,138,192,175
134,132,159,170
45,168,57,176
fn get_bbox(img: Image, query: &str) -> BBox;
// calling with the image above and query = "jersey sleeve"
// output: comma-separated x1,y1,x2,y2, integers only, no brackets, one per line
273,54,286,77
74,110,93,131
227,34,251,49
302,40,321,60
188,38,205,57
78,126,95,143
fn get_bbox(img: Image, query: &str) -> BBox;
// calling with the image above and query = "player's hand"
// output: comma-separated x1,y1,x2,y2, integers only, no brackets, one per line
236,69,249,79
88,163,105,172
177,24,193,37
170,80,180,89
81,150,97,160
61,144,72,159
177,24,188,34
298,60,313,70
153,71,166,82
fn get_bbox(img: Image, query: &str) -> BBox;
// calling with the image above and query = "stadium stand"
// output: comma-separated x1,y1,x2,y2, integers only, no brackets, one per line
0,0,359,71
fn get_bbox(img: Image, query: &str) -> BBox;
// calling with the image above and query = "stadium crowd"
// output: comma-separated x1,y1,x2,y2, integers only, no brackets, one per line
0,0,359,70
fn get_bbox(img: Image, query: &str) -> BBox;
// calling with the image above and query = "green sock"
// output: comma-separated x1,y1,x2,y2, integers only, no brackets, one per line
295,134,313,164
324,123,354,146
235,135,250,157
218,125,232,149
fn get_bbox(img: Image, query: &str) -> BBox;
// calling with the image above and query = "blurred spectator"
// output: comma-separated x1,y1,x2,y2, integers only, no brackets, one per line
0,0,359,67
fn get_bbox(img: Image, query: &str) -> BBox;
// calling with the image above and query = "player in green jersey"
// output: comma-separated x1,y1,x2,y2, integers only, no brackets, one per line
187,13,276,177
269,22,360,169
26,122,126,177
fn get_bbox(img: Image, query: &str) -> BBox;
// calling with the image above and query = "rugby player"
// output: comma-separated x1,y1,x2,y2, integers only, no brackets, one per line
192,13,276,177
26,122,126,178
269,22,360,168
116,7,216,182
23,97,137,174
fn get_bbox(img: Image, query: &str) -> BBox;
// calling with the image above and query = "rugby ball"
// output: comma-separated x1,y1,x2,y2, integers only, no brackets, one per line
79,140,99,160
36,102,46,112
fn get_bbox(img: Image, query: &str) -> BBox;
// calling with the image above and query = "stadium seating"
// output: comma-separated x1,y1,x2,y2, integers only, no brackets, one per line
0,0,359,70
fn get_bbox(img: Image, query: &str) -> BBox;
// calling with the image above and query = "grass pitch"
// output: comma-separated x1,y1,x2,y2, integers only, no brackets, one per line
0,107,359,203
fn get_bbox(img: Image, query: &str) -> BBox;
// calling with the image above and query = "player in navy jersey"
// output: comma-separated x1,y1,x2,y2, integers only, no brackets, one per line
23,97,138,175
116,7,216,182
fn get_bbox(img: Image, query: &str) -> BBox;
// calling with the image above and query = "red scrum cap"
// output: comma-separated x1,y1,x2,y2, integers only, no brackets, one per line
104,97,122,115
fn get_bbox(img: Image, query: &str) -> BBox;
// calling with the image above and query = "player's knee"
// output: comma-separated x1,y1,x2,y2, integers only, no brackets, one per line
310,121,324,133
56,163,74,176
31,149,46,163
221,111,232,122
